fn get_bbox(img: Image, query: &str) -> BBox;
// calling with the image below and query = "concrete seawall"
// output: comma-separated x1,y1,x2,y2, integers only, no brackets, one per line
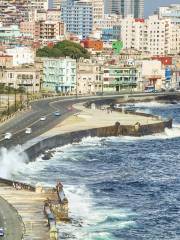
25,117,172,160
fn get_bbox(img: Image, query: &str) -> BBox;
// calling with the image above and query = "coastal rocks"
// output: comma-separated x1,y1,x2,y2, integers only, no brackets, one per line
42,150,55,160
44,181,69,223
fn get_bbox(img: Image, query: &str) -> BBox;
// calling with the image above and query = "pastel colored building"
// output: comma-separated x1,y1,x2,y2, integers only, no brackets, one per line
103,65,138,92
6,47,35,66
0,66,41,93
61,0,93,39
81,39,103,51
20,20,65,41
77,58,103,95
0,24,32,44
43,57,77,93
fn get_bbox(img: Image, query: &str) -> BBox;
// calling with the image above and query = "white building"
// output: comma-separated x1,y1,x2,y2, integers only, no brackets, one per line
28,0,49,11
158,4,180,20
120,16,147,52
6,47,35,66
137,60,165,90
120,14,180,56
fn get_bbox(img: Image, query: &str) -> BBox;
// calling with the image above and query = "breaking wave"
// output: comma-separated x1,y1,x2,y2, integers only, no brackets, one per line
0,146,28,179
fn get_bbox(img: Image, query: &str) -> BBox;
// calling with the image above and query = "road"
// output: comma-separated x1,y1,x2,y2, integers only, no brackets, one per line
0,94,123,148
0,92,178,149
0,196,23,240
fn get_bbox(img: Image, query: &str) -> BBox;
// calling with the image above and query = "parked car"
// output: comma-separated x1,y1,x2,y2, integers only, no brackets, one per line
4,132,12,140
40,116,46,121
0,228,4,236
53,111,61,116
25,128,32,134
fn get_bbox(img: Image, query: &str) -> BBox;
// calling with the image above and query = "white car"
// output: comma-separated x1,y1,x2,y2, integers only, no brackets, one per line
25,127,32,134
4,132,12,140
40,116,46,121
0,227,4,236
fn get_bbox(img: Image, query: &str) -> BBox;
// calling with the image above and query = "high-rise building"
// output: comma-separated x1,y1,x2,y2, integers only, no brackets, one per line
119,14,180,56
104,0,144,18
61,0,93,39
48,0,62,9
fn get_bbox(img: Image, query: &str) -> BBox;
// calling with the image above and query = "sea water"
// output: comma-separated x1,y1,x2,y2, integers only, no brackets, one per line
2,102,180,240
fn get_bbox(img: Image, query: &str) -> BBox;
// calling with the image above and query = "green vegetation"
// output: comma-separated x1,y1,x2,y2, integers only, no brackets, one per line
0,83,25,94
36,40,90,59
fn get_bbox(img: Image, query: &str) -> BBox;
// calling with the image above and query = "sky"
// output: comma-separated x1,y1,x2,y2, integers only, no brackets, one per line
144,0,180,16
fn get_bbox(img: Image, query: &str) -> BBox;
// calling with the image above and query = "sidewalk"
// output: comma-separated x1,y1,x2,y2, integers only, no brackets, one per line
43,103,161,137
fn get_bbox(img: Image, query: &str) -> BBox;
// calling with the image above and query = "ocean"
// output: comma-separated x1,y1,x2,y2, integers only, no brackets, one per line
4,102,180,240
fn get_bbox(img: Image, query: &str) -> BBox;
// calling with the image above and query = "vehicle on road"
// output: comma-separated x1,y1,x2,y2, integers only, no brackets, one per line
4,132,12,140
40,116,46,121
53,111,61,116
144,85,155,93
25,127,32,134
0,228,4,236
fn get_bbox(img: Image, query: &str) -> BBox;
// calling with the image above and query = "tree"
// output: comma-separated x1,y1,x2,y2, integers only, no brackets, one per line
36,40,90,59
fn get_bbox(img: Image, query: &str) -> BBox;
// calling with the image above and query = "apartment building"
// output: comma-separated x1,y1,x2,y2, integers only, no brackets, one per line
43,57,76,93
28,9,60,22
77,58,103,94
0,23,32,47
48,0,62,9
0,66,41,93
61,0,93,39
91,0,104,28
104,0,144,18
28,0,49,11
158,4,180,20
120,15,180,56
6,47,35,66
103,64,138,92
20,20,65,41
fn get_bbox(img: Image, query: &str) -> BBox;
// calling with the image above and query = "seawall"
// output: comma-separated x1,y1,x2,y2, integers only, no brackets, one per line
25,117,172,161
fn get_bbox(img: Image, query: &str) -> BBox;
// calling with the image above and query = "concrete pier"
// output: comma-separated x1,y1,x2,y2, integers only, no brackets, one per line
0,182,49,240
42,102,162,137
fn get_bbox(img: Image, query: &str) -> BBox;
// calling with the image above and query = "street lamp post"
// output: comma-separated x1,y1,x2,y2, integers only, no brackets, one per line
7,83,10,115
14,88,17,112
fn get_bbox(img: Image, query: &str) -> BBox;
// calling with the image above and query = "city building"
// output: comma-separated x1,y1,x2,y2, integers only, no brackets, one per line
119,14,180,56
6,47,35,66
20,20,65,41
81,39,103,51
0,0,29,26
139,60,165,90
49,0,62,9
104,0,144,18
0,66,41,93
103,64,139,92
157,4,180,20
43,57,77,93
0,23,32,47
77,58,103,94
28,9,60,22
28,0,49,11
91,0,104,28
101,25,121,41
61,0,93,39
0,54,13,68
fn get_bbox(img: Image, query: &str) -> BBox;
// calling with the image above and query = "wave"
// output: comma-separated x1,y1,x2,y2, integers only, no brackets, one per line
0,146,28,179
57,185,136,240
133,101,179,108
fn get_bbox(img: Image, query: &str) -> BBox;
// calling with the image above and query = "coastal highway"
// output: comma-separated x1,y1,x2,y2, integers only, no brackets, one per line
0,92,178,149
0,196,23,240
0,94,121,148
